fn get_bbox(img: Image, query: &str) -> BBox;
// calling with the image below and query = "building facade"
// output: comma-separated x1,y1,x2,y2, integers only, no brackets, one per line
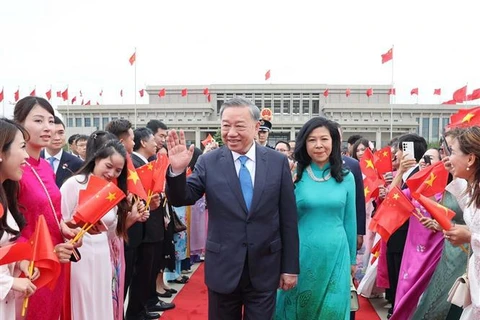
58,84,462,148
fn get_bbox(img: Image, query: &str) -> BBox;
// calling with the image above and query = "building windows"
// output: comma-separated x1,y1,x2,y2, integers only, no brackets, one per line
442,118,449,129
68,118,73,127
75,118,82,127
422,118,430,138
264,99,271,109
274,100,281,114
255,100,262,108
283,100,290,114
293,100,300,114
432,118,439,141
312,100,319,115
415,118,420,133
302,100,309,114
93,117,100,129
217,100,223,114
102,117,109,129
84,118,91,127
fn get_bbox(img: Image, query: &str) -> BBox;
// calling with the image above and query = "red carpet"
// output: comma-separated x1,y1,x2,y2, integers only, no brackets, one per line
162,264,380,319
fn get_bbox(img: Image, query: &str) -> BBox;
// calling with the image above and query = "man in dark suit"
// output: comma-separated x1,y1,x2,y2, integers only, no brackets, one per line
166,97,299,320
386,133,426,317
41,116,83,188
125,128,174,320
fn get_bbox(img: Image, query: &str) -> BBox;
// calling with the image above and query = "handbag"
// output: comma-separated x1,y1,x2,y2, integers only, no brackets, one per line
447,245,471,308
351,278,359,312
171,208,187,233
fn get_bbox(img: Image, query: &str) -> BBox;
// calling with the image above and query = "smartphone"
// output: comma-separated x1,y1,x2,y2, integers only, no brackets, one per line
402,141,415,160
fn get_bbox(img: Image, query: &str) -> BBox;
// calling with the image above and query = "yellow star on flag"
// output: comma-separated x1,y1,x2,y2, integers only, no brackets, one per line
128,169,140,184
393,193,400,200
462,113,474,123
365,159,374,169
147,163,154,170
383,151,389,157
424,173,436,187
364,186,370,197
106,192,117,202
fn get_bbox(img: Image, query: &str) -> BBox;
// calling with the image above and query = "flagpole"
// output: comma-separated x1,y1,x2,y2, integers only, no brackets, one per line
2,87,4,117
389,44,394,141
134,47,137,129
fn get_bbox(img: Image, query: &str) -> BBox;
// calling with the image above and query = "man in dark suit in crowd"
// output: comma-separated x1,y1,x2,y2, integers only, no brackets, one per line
41,116,83,187
166,97,299,320
386,133,426,318
67,133,80,157
125,128,174,320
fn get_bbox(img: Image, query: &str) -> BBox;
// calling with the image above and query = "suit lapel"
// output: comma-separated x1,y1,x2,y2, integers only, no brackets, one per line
220,147,248,213
250,144,267,215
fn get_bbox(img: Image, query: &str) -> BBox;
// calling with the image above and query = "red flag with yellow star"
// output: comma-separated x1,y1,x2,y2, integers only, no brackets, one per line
359,148,378,179
363,176,383,203
370,239,381,264
412,192,456,230
373,146,393,174
369,186,415,242
152,154,170,193
406,162,449,197
137,161,155,195
74,175,126,225
448,106,480,128
126,155,148,201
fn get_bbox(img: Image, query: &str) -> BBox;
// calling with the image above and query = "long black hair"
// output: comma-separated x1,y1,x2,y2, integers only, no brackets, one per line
0,119,29,240
294,117,347,183
76,140,130,239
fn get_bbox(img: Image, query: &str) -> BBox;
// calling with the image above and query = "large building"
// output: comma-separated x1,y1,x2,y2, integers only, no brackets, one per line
58,84,461,148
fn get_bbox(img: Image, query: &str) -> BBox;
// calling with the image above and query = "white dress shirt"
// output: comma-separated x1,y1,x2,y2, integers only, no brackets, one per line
231,142,256,187
44,149,63,174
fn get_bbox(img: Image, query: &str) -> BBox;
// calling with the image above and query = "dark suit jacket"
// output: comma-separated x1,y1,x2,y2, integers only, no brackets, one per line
387,166,420,253
130,153,164,245
166,144,300,294
40,149,84,188
343,156,366,235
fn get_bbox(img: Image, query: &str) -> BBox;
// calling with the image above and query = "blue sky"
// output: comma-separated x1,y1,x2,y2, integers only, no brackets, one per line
1,0,479,116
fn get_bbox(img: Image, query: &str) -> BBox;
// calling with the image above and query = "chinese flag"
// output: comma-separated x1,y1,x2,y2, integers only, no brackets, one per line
345,88,351,97
45,89,52,100
388,88,396,95
28,215,61,290
181,88,187,97
323,89,329,97
265,70,271,81
56,91,62,98
139,89,144,98
363,176,383,203
136,161,155,195
61,88,68,101
374,146,393,174
412,193,456,230
158,88,166,97
442,99,457,105
207,94,211,102
366,88,373,97
0,88,3,103
152,154,170,193
369,186,415,241
410,88,419,95
406,162,449,197
453,85,467,103
201,134,214,147
30,89,36,96
434,88,441,95
71,96,77,104
470,88,480,101
129,52,136,66
448,107,480,128
126,156,148,201
14,89,19,102
203,88,209,95
73,176,126,225
381,48,393,64
359,148,378,179
120,89,123,98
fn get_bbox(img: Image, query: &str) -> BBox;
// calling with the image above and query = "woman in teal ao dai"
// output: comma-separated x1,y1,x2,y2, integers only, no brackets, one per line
276,117,357,320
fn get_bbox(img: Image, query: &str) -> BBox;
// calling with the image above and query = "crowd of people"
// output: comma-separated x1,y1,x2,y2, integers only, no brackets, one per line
0,95,478,320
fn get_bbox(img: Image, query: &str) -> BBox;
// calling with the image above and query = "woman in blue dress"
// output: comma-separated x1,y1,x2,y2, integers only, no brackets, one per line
276,117,357,319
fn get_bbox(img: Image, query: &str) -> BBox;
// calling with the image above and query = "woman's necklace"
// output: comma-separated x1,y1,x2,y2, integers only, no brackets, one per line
306,165,331,182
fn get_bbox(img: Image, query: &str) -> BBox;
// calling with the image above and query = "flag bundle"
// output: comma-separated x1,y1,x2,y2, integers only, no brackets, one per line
136,154,170,208
359,148,392,202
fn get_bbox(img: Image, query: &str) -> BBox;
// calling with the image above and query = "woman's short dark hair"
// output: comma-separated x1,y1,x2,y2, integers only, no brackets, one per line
77,140,129,239
14,96,55,124
294,117,348,183
0,119,28,239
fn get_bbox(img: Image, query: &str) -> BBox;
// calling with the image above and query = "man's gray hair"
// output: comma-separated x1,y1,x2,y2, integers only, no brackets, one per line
219,97,260,122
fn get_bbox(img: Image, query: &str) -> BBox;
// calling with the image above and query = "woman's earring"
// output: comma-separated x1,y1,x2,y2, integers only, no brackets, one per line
467,166,470,171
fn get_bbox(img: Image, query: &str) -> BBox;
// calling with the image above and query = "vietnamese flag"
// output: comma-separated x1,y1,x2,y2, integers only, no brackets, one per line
201,134,214,147
30,89,36,97
181,88,187,97
129,52,136,65
470,88,480,101
14,89,20,102
323,89,329,97
45,89,52,100
449,107,480,128
158,88,166,97
74,176,126,225
126,155,148,201
412,193,456,230
373,146,393,174
442,100,457,105
61,88,68,101
410,88,419,95
405,162,449,197
381,48,393,64
434,88,441,95
28,215,61,290
453,85,467,103
369,186,415,242
265,70,271,81
366,88,373,97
